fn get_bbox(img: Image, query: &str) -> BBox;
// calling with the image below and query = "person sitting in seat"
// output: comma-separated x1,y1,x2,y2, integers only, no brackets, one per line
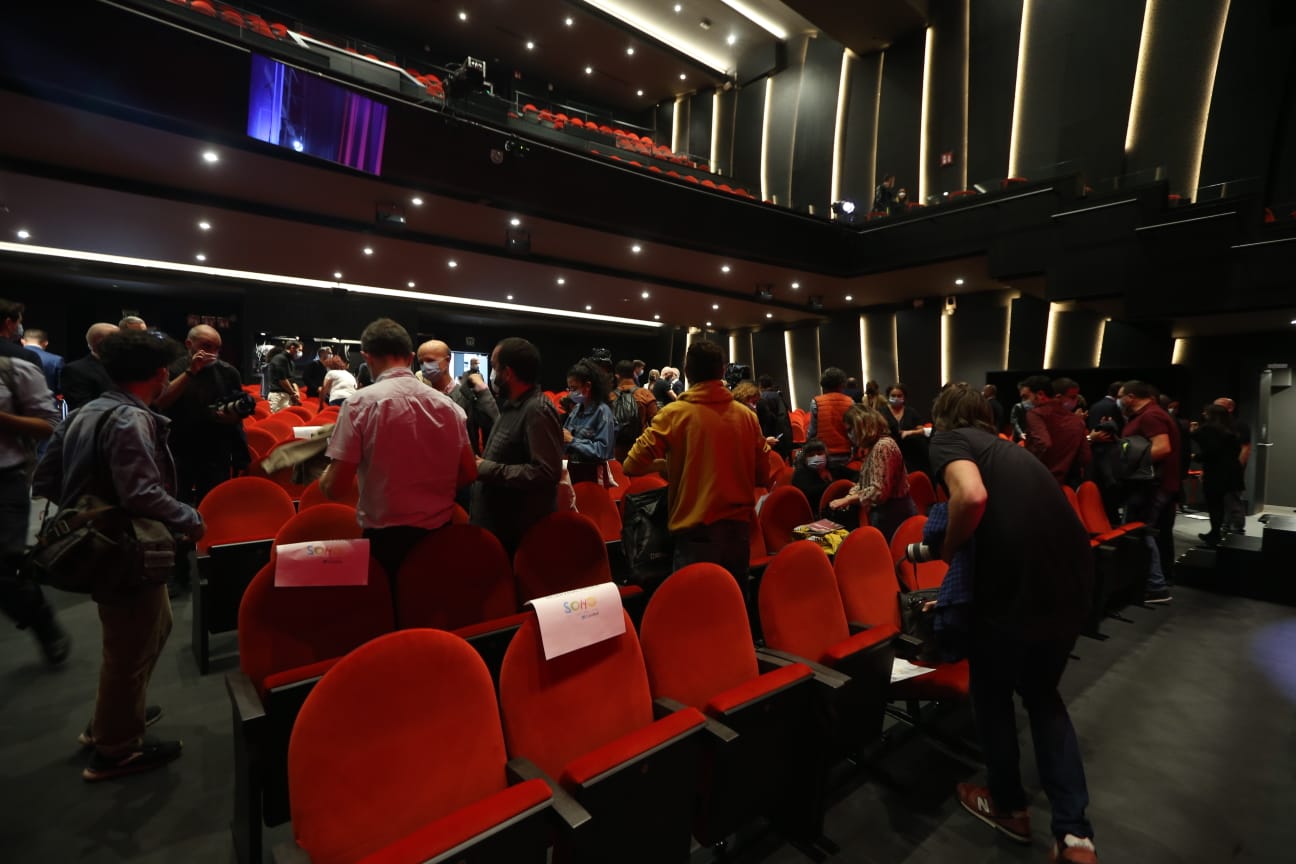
791,439,832,514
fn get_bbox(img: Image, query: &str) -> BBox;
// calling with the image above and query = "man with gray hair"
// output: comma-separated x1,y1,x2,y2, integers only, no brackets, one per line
60,322,120,410
117,315,148,332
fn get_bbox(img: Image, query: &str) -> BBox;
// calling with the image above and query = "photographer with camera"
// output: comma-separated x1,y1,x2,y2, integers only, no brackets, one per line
154,325,249,505
925,383,1098,863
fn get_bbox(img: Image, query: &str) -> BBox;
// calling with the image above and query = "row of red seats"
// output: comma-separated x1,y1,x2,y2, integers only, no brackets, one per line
518,104,706,172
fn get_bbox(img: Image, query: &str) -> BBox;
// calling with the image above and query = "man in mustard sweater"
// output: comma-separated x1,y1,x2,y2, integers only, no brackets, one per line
623,340,769,595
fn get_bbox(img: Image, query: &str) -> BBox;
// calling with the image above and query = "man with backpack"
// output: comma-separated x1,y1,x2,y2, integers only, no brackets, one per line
1113,380,1179,604
612,359,657,462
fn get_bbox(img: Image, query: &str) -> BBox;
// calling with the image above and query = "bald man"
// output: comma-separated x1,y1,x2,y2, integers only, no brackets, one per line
60,323,120,410
416,339,498,455
156,325,247,506
118,315,148,332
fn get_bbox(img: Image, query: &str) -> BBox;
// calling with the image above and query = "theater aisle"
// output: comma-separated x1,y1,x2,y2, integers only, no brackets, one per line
1,574,1293,863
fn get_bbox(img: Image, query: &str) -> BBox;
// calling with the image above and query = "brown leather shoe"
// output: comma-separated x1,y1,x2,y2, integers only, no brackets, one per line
1050,834,1099,863
956,782,1031,844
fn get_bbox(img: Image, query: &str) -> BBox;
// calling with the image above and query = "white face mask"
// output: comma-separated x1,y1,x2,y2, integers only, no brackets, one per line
806,455,827,469
420,360,442,378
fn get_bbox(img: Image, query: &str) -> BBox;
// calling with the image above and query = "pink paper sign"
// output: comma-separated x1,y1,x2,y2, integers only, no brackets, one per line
527,582,626,660
274,539,370,587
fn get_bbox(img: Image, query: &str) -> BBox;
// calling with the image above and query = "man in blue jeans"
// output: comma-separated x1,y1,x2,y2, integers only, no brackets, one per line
1115,380,1180,604
928,383,1099,864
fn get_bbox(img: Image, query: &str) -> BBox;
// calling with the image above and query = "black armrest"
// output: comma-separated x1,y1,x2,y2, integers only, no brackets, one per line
271,841,313,864
652,696,738,744
847,621,874,635
893,632,924,661
506,757,592,830
756,648,849,690
226,671,266,725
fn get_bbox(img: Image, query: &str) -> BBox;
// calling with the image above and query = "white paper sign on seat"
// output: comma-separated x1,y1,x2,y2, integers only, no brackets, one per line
274,539,370,587
527,582,626,660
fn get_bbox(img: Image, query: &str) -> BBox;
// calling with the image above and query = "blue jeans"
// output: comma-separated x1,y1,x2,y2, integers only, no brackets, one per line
672,519,750,600
1125,485,1173,592
969,632,1093,844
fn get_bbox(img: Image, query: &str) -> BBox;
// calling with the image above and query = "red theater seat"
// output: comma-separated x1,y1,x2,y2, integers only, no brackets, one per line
573,482,622,544
908,470,936,515
819,479,853,516
890,515,947,590
190,1,216,17
272,503,362,551
758,485,814,553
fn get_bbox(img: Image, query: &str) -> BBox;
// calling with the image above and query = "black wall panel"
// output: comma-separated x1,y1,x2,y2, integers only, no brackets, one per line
925,0,970,197
840,52,884,208
767,37,809,206
947,292,1010,385
862,311,899,389
787,324,823,410
688,90,713,164
876,31,925,201
1099,319,1173,369
729,330,755,367
752,326,787,386
674,97,691,155
967,0,1023,185
790,35,844,215
1006,294,1048,371
732,82,767,196
714,88,738,179
1049,307,1104,369
818,313,861,380
655,101,675,147
896,302,941,404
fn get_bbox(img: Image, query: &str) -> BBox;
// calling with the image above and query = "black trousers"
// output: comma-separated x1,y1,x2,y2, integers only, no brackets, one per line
0,466,55,630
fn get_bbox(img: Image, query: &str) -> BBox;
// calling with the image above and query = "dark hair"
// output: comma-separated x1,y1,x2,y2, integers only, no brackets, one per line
820,367,847,391
684,339,725,384
285,341,302,352
1107,381,1123,398
887,382,908,398
0,297,23,323
614,359,636,380
567,359,611,404
1120,380,1157,400
360,319,413,358
758,374,774,389
1022,375,1051,395
632,358,645,369
100,330,184,383
495,337,541,384
1202,403,1232,430
1051,377,1079,397
866,379,880,395
931,382,995,434
798,438,828,466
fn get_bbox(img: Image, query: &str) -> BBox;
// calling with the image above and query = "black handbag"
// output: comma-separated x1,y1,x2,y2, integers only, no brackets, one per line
898,588,941,664
619,485,673,585
23,405,176,595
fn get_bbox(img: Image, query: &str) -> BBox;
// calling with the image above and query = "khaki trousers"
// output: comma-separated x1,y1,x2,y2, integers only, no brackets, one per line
92,585,173,756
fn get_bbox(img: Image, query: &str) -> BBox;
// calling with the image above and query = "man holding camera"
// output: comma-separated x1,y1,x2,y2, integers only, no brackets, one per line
927,383,1099,864
154,325,248,505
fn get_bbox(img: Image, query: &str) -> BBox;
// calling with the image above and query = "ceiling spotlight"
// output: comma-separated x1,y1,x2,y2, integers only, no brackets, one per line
526,40,535,50
201,150,219,164
679,73,687,80
509,217,521,227
556,276,566,285
458,11,467,21
585,66,593,75
565,16,573,26
641,291,650,299
791,281,800,289
333,271,343,279
407,280,416,288
674,3,682,12
447,260,458,269
954,278,965,285
507,294,514,300
195,253,206,262
726,34,737,46
845,295,854,301
363,246,374,256
654,314,662,320
16,229,31,240
706,321,712,327
712,303,720,310
197,221,211,231
411,196,424,206
586,304,593,311
636,89,644,96
631,244,642,253
720,264,731,273
766,312,773,318
626,47,635,56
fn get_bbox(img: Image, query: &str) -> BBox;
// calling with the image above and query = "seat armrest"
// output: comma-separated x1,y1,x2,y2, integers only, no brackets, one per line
756,648,849,690
652,696,738,744
893,633,925,661
226,670,266,725
506,757,592,830
272,841,312,864
848,621,874,634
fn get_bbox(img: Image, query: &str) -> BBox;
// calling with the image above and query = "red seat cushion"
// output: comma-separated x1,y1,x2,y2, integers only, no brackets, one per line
704,662,811,716
559,708,704,787
890,659,969,701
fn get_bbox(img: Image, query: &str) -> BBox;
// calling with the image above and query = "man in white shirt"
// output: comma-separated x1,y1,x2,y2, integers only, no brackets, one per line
320,319,477,585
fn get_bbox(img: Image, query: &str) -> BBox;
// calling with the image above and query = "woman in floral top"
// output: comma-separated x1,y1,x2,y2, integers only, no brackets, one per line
829,404,918,541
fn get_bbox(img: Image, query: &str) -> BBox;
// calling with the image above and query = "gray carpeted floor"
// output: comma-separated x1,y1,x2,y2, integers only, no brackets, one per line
2,513,1292,863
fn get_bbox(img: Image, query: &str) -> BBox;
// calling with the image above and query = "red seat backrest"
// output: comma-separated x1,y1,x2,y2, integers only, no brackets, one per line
1062,485,1083,524
640,564,759,709
245,426,277,460
238,558,394,694
833,527,901,629
890,515,948,590
908,472,936,515
298,479,358,511
289,630,513,863
396,525,518,629
499,610,653,779
759,542,850,662
282,406,315,423
513,512,612,603
197,476,297,553
256,417,297,443
819,479,854,514
1076,482,1114,534
627,473,668,494
272,503,362,551
572,482,622,543
759,486,814,553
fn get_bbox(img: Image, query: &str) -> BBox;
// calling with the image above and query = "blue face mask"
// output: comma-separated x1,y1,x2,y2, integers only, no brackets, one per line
889,396,904,406
568,391,586,406
806,455,827,469
420,360,442,378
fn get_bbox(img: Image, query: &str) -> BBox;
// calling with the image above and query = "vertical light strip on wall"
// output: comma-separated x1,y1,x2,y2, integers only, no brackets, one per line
1094,318,1108,367
783,330,798,410
859,314,869,385
1006,0,1037,177
1172,337,1188,365
1187,0,1232,201
961,0,970,190
830,49,854,209
1002,301,1014,370
918,26,935,204
1125,0,1157,154
728,333,737,364
1043,301,1062,369
711,90,721,173
868,53,884,205
671,96,684,155
940,308,951,386
890,313,900,383
760,76,775,203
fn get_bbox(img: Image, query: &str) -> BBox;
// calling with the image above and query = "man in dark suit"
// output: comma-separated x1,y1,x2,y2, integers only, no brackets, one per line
20,328,62,396
60,322,119,410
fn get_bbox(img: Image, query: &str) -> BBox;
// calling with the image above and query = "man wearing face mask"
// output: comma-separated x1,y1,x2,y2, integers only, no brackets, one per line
416,340,498,456
1023,376,1091,487
470,338,564,555
34,330,204,780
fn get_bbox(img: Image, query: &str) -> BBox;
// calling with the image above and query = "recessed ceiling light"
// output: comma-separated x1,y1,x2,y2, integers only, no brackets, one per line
679,73,687,80
458,11,467,22
195,253,206,262
766,312,773,318
626,47,635,56
363,246,374,256
721,264,731,273
16,229,30,240
411,197,424,207
586,304,593,311
712,303,720,310
509,217,521,227
706,321,712,327
845,295,854,301
674,3,682,12
556,276,566,285
641,291,650,299
727,34,737,46
333,271,342,279
526,40,535,50
201,150,219,164
636,89,644,96
447,260,458,268
631,244,642,253
407,280,416,288
585,65,593,75
1290,319,1296,325
954,278,965,285
565,16,573,26
197,221,211,231
654,313,662,320
507,294,514,300
791,281,800,289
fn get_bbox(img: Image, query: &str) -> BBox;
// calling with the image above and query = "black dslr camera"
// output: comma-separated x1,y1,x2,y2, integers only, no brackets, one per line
210,392,256,421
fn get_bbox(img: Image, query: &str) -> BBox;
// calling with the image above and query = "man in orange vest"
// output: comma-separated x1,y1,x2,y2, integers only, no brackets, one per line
808,367,856,475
